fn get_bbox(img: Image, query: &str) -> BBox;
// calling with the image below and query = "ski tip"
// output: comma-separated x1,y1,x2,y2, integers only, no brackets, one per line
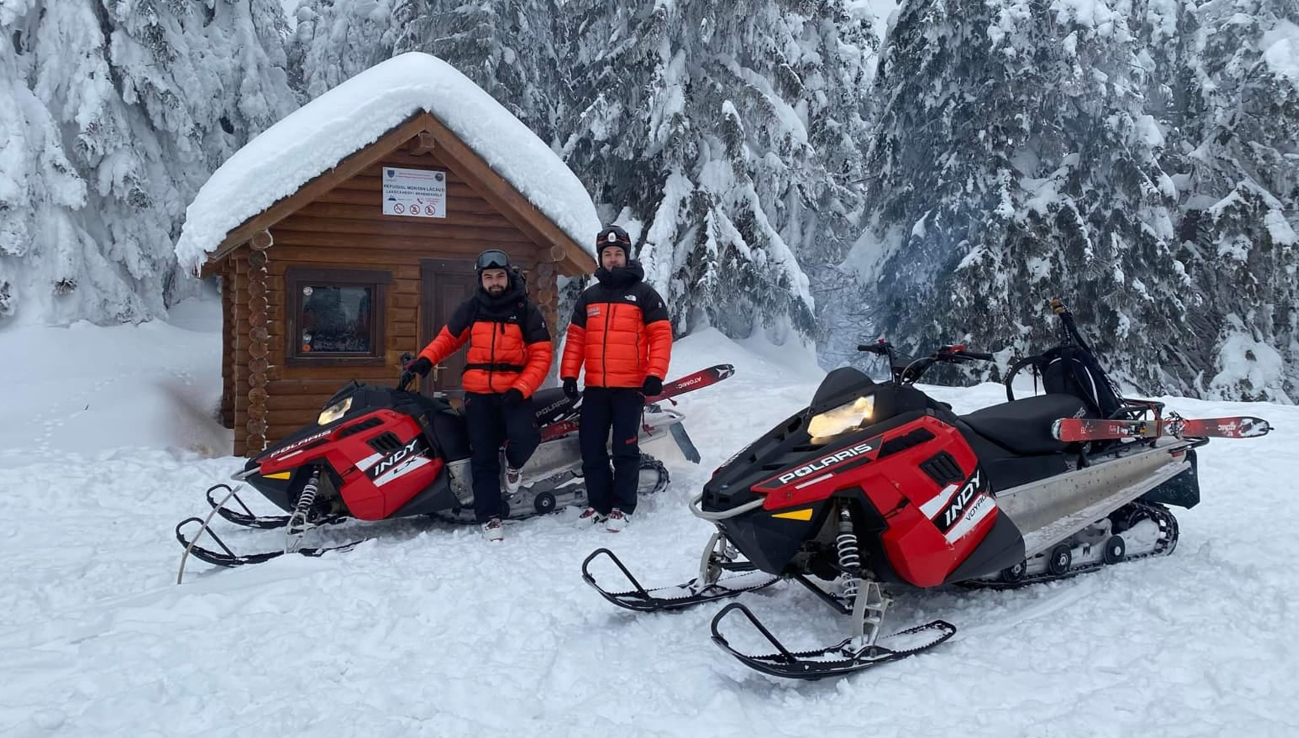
1243,417,1272,437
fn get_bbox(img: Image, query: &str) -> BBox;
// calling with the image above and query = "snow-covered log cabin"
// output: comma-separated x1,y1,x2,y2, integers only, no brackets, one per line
175,53,599,456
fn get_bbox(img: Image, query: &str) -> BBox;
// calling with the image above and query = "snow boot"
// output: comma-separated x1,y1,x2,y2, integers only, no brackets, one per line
606,509,631,533
575,507,607,528
504,466,524,495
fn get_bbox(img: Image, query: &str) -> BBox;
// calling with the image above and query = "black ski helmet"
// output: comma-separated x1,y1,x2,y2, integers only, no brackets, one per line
595,224,631,261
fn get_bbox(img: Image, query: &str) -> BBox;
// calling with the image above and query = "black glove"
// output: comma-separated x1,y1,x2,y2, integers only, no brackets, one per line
562,377,579,399
406,357,433,377
641,375,663,397
502,388,525,407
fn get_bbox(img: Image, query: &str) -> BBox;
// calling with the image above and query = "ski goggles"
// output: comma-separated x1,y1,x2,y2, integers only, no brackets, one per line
597,227,631,246
475,249,511,271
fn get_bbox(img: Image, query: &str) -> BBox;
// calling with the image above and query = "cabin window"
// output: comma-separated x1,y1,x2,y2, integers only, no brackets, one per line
285,267,391,366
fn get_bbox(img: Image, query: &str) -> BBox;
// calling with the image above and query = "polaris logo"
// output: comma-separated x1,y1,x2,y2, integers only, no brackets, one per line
777,441,876,485
940,471,983,530
539,397,569,416
374,438,421,477
274,429,331,457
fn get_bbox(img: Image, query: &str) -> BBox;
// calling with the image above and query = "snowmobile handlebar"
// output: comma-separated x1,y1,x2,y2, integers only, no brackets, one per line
859,340,995,384
397,352,416,392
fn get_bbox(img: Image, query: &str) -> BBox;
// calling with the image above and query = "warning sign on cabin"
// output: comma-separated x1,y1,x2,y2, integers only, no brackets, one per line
382,167,447,218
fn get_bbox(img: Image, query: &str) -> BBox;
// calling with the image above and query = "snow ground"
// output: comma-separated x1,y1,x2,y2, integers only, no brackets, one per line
1,299,1297,737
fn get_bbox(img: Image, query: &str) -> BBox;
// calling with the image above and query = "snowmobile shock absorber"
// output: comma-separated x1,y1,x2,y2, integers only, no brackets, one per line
836,506,861,604
285,470,321,553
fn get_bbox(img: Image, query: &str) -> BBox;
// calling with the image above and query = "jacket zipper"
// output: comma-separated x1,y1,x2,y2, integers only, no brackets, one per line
488,322,499,392
601,302,613,387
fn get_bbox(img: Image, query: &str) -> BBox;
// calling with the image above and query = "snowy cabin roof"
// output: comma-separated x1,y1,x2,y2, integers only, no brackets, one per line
174,52,601,273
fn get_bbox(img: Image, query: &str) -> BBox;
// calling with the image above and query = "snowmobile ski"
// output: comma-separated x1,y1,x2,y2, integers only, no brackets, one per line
175,517,362,569
710,603,956,680
1053,414,1271,442
176,483,359,582
581,546,779,612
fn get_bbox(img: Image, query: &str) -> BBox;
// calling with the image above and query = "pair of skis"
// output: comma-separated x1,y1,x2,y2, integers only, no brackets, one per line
540,363,734,443
1053,413,1272,443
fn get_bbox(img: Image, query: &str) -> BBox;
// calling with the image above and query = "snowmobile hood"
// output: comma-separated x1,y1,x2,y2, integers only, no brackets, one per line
246,383,453,470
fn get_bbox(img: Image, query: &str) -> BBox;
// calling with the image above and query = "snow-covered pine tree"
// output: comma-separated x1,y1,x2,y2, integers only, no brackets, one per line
0,0,297,325
560,0,876,341
854,0,1297,400
387,0,567,145
1169,1,1299,402
290,0,396,99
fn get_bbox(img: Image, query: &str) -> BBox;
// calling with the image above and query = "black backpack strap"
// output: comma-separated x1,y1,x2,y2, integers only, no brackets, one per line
1004,354,1048,402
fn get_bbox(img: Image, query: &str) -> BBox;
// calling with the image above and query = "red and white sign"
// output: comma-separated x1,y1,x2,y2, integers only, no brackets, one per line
382,167,447,219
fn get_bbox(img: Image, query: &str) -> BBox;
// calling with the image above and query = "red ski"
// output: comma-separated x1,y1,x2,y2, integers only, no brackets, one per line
540,364,734,442
646,363,734,403
1053,415,1272,442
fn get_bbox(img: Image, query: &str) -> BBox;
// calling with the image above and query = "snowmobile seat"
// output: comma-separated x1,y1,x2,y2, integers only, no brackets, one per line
959,393,1088,456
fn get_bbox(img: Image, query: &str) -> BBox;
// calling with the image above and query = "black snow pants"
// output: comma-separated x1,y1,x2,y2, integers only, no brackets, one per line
579,386,645,515
463,392,540,522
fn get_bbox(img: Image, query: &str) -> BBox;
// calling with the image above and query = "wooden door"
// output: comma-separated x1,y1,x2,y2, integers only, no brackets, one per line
419,259,478,403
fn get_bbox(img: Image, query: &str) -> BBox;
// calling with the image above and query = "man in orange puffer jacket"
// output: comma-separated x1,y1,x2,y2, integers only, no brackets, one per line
561,225,672,532
406,249,552,541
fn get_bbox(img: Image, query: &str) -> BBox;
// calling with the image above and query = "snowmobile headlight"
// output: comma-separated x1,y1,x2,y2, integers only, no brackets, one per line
317,397,353,425
808,395,875,444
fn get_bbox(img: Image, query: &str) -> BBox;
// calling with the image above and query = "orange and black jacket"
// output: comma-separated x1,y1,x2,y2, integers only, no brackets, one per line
561,262,672,388
417,272,553,397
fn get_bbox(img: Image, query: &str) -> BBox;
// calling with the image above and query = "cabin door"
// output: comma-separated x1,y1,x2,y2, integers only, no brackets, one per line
419,259,477,403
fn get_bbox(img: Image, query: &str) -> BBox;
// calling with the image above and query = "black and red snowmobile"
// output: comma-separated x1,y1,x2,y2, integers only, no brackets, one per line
175,362,734,576
582,299,1271,679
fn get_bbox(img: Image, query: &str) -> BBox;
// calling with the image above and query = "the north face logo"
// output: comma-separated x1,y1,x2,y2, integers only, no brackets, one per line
623,294,637,302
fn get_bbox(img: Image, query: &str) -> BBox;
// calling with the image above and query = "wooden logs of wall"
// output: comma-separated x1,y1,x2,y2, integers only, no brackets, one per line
220,260,235,429
534,260,560,330
246,231,272,452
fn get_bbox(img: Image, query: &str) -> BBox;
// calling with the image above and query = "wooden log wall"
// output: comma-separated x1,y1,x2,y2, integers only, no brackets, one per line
232,252,250,457
219,260,235,429
246,231,272,452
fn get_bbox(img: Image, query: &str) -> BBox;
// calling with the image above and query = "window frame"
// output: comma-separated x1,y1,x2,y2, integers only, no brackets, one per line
284,266,392,367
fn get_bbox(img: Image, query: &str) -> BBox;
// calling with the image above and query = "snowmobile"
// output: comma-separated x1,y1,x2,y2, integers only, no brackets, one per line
582,299,1271,679
175,362,734,577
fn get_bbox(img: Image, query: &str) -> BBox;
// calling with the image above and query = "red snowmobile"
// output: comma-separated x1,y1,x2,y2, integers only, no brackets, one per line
582,300,1271,679
175,362,733,576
